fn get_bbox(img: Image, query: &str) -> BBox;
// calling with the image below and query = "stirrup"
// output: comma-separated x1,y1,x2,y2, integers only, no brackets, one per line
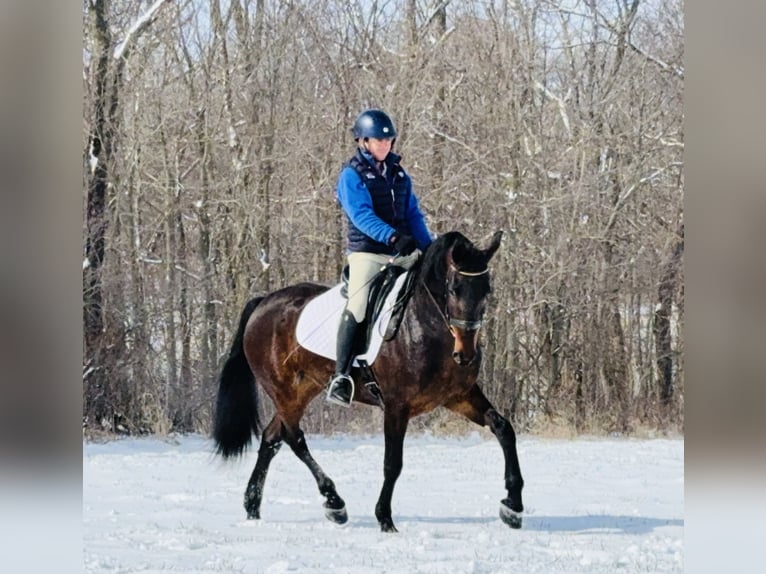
326,374,354,407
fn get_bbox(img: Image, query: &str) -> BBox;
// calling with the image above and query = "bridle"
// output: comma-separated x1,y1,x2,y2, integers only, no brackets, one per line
423,264,489,335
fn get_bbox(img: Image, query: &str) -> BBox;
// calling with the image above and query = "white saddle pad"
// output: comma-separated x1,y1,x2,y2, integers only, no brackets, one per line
295,272,409,365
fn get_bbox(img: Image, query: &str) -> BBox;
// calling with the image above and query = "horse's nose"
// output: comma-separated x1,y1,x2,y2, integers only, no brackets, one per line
452,350,473,366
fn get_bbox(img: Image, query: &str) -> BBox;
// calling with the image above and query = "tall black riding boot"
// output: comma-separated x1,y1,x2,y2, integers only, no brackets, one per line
326,310,361,407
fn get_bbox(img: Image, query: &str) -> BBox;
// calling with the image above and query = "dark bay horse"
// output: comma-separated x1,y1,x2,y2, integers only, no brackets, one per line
213,230,524,531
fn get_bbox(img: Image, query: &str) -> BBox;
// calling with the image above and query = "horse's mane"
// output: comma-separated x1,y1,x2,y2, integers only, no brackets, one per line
417,231,488,295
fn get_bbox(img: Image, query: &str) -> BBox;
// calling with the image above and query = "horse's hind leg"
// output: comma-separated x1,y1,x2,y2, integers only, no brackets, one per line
244,416,283,519
281,424,348,524
446,386,524,529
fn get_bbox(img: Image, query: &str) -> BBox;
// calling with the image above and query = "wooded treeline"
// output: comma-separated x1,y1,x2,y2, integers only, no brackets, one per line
83,0,684,436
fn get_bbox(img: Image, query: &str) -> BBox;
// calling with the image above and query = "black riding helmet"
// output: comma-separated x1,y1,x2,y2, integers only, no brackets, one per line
352,109,397,140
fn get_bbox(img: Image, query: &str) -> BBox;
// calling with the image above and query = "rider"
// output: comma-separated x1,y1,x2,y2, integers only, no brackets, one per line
326,109,433,406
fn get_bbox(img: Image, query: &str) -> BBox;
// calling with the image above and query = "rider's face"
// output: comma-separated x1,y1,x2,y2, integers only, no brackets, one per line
364,137,393,162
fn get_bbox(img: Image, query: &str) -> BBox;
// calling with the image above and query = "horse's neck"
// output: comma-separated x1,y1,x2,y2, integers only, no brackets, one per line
408,278,448,333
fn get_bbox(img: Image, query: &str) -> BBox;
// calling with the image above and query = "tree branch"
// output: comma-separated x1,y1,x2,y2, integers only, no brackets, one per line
626,41,684,79
534,80,573,140
603,166,669,234
113,0,172,61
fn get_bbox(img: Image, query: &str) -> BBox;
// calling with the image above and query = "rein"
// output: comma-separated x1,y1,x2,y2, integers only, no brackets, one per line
422,280,453,333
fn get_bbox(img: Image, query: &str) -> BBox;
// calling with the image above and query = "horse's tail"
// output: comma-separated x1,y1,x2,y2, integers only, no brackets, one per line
213,296,264,459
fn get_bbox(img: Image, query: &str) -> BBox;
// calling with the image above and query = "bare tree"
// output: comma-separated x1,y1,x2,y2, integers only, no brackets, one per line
83,0,684,437
83,0,173,430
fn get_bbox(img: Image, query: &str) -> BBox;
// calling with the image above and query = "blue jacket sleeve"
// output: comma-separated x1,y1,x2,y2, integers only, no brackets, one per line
336,167,397,245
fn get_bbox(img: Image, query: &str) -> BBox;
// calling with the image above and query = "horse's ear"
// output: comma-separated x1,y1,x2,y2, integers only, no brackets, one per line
483,230,503,261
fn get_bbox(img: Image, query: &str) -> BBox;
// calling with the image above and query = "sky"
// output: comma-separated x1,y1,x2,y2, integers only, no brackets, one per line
84,432,683,573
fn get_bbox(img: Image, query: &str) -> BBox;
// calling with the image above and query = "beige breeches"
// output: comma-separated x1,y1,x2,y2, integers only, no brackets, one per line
345,251,420,322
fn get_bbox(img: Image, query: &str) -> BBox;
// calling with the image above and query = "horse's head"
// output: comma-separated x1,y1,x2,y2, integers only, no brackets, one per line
422,230,503,366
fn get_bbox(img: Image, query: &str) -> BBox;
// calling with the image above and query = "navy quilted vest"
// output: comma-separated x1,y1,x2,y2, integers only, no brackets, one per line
345,151,410,254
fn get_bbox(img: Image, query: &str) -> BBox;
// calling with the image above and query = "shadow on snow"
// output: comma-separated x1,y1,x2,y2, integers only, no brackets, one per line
275,514,682,535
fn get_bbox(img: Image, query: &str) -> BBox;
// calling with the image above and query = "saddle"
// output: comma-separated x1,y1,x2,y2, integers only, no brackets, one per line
294,266,417,368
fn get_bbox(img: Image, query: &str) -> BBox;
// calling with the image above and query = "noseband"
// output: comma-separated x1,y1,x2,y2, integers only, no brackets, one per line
448,316,483,330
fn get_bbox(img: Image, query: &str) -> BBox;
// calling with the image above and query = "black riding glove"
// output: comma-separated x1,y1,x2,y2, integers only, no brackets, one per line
391,233,417,256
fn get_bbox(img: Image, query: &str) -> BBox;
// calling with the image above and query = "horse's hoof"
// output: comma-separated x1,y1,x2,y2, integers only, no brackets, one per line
324,504,348,524
499,500,523,529
323,496,348,524
379,519,398,533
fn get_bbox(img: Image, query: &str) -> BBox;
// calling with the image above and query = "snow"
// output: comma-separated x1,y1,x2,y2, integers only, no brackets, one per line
83,433,683,573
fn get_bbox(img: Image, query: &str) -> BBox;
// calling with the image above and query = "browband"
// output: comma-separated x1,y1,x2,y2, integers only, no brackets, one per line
456,268,488,277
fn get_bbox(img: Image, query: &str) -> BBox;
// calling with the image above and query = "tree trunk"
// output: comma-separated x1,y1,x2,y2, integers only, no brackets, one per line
654,222,684,411
602,159,631,432
83,0,112,421
431,4,447,188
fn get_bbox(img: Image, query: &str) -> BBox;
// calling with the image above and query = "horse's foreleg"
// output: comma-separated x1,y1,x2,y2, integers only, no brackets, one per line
446,387,524,529
486,409,524,528
244,416,283,519
282,425,348,524
375,406,409,533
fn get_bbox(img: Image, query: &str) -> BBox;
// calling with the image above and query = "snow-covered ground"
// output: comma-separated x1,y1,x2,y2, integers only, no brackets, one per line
83,433,683,573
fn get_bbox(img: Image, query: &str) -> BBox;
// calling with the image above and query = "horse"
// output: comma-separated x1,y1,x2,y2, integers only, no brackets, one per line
213,230,524,532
